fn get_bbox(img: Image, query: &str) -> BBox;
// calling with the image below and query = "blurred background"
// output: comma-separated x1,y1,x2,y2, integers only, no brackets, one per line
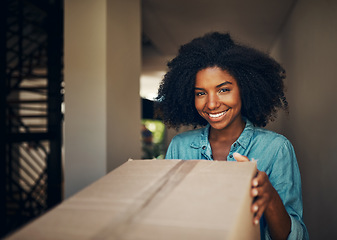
1,0,336,238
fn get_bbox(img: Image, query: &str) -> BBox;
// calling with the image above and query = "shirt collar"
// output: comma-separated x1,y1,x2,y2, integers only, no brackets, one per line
189,119,255,149
190,125,210,149
236,119,254,149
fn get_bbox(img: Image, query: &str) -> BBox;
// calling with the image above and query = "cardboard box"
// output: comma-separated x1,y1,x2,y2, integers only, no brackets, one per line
7,159,260,240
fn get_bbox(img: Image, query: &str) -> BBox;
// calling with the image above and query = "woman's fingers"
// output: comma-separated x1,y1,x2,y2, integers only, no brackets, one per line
251,196,268,225
233,152,250,162
251,171,275,224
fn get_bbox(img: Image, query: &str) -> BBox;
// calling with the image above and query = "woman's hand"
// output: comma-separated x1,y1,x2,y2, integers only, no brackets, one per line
250,169,278,225
233,152,291,240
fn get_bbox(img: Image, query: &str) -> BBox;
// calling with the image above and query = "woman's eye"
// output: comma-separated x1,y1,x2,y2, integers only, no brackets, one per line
219,88,230,93
195,92,205,96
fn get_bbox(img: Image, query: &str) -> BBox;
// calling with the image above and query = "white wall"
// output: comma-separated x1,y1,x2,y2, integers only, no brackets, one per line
64,0,107,199
106,0,142,172
64,0,141,198
270,0,337,238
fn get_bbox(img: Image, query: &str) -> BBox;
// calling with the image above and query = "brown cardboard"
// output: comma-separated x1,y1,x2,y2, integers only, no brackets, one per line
7,159,260,240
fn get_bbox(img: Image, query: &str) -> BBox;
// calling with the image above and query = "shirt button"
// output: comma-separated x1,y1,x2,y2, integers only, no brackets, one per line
233,143,237,148
202,146,206,150
229,154,233,158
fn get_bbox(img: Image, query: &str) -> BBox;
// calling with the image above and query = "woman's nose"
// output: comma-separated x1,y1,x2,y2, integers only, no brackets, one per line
206,94,220,110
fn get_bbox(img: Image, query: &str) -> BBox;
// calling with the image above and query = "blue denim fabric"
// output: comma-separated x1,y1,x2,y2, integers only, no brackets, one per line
166,120,309,239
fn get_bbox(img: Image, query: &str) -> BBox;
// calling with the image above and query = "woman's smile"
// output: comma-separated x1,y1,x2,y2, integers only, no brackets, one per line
207,109,228,120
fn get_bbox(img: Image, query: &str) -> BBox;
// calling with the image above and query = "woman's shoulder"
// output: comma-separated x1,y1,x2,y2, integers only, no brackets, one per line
166,127,207,159
244,120,289,144
251,126,291,147
254,127,287,139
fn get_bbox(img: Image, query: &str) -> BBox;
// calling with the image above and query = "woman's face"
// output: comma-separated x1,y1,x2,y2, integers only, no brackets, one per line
194,67,243,131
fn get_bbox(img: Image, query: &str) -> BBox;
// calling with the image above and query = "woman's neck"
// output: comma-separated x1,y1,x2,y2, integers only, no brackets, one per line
209,118,245,143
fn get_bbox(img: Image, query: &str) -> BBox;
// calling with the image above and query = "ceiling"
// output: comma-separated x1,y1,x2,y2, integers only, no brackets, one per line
140,0,297,100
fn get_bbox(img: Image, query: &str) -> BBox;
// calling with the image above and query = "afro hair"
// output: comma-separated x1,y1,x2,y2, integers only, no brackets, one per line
155,32,288,128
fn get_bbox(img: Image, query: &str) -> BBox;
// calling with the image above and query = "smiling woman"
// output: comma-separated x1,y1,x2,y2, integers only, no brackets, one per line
155,32,309,240
194,67,245,160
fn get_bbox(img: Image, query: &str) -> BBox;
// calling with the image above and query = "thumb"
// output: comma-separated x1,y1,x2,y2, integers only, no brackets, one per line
233,152,250,162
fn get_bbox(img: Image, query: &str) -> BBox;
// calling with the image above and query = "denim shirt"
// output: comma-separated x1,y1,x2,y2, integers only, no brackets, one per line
166,120,309,240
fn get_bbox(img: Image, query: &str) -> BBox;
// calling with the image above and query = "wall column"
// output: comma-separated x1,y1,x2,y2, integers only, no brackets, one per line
64,0,141,198
106,0,142,172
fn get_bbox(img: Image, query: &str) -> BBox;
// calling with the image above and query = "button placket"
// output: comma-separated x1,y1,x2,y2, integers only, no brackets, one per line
201,145,208,160
228,142,238,161
201,145,213,160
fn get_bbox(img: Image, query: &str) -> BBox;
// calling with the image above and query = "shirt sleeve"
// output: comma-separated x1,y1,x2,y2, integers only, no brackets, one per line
263,139,309,240
165,136,179,159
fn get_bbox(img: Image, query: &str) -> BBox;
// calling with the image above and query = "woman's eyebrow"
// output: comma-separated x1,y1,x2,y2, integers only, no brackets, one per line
216,81,232,88
194,81,232,90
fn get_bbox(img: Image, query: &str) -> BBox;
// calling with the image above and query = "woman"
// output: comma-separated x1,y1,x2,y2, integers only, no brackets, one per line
156,32,309,239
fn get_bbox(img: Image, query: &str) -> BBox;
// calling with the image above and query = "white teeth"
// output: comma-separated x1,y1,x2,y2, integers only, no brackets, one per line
209,111,227,118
